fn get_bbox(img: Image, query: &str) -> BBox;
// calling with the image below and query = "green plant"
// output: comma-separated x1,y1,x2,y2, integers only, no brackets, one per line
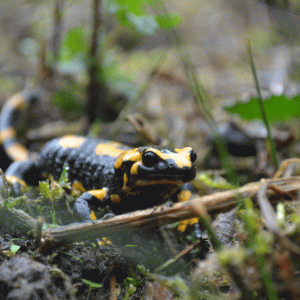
225,94,300,124
106,0,181,34
82,278,103,300
39,163,70,203
2,244,21,257
238,198,279,300
10,244,21,254
51,0,181,120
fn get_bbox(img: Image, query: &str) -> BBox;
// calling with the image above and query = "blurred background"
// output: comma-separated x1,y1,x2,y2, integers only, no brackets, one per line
0,0,299,176
2,3,300,298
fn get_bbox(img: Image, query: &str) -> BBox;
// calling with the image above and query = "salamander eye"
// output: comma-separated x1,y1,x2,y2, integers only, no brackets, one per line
190,149,197,163
142,151,159,167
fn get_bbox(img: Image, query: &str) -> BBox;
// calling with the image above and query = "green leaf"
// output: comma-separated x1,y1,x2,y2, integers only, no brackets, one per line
225,94,300,124
60,251,83,263
82,279,103,288
107,0,180,34
58,163,69,184
10,245,20,254
155,13,181,29
59,27,87,61
39,181,51,200
124,277,138,286
107,0,145,15
121,0,145,15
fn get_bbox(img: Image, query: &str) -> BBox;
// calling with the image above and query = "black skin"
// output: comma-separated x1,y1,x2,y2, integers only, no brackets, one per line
4,136,197,221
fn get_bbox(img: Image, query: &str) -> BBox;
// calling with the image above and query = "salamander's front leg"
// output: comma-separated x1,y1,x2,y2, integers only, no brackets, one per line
74,188,110,221
176,188,200,234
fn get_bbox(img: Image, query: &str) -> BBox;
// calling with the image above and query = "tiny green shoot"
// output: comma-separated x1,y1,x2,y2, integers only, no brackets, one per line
82,279,102,300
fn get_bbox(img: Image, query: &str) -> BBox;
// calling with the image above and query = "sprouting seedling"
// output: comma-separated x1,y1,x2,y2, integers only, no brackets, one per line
82,279,102,300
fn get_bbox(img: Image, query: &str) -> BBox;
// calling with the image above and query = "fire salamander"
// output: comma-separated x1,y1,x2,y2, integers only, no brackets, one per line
0,91,198,231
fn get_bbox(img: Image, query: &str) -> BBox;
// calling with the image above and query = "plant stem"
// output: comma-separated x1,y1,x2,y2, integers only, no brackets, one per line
153,0,238,185
52,0,65,64
86,0,107,126
247,41,279,170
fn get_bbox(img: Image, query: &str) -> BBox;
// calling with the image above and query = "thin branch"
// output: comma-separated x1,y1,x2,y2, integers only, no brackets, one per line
52,0,65,64
44,176,300,244
0,207,37,232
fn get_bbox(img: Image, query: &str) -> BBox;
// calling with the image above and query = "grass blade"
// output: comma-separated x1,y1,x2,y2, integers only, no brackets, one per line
247,41,279,169
153,0,238,185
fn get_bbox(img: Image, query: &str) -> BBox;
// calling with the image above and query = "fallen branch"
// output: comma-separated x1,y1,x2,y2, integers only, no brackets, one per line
44,176,300,244
0,207,37,232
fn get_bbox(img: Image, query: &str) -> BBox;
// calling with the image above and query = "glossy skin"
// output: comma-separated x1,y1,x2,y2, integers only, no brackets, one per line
0,92,198,222
4,135,197,220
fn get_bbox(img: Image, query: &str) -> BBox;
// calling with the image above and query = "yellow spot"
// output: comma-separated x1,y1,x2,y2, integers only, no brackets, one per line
177,219,189,232
178,218,199,232
58,135,85,149
88,188,108,201
114,148,140,169
178,190,192,202
98,237,111,246
188,217,199,226
95,142,125,157
6,93,26,109
150,148,192,168
72,181,87,193
6,144,29,161
0,127,16,142
90,211,97,221
177,190,198,232
110,194,121,204
130,161,142,175
123,174,128,185
6,175,27,187
175,147,193,155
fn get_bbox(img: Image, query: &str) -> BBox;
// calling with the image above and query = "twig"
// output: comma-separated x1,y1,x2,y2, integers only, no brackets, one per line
144,281,154,300
154,240,201,273
257,180,278,232
110,276,117,300
35,216,44,248
256,180,280,300
0,207,37,232
273,158,300,179
44,176,300,244
257,180,300,256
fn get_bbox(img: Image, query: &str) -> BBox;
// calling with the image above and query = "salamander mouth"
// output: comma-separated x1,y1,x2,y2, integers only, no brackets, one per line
132,168,196,186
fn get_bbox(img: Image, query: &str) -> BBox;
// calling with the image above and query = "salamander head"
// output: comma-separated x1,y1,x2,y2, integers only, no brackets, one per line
114,146,197,188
